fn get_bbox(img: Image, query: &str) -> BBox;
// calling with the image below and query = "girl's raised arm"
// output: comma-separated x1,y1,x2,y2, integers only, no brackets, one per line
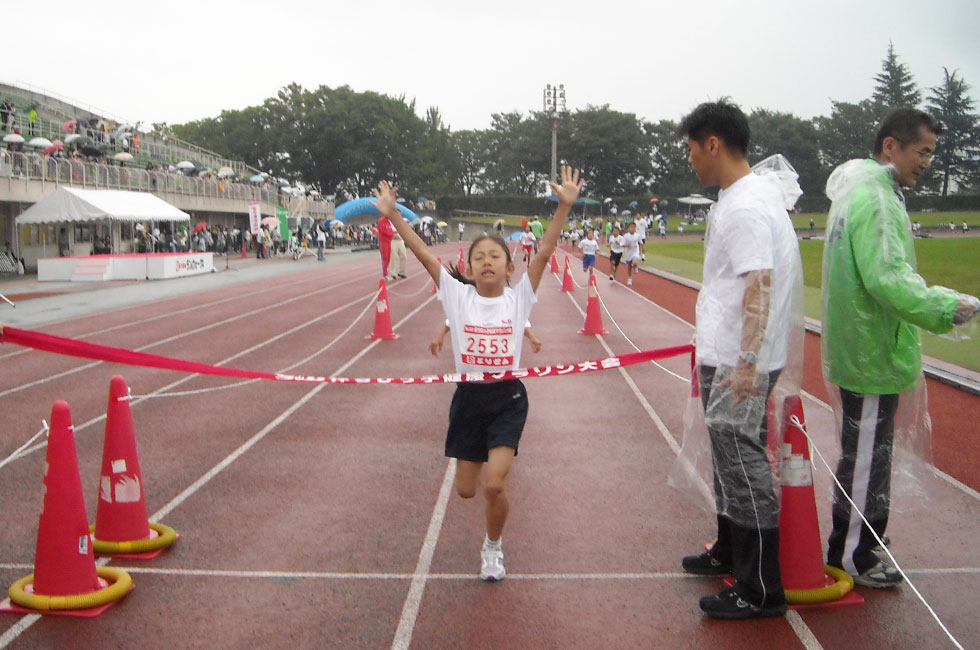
372,181,443,286
527,166,583,291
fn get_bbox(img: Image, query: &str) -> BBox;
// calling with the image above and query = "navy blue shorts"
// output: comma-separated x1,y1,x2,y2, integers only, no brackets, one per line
582,254,596,270
446,380,528,462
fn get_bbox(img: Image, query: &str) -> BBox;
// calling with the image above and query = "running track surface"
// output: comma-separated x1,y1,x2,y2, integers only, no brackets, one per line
0,244,976,649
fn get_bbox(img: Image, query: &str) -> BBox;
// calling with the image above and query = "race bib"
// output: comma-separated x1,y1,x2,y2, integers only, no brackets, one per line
462,324,514,367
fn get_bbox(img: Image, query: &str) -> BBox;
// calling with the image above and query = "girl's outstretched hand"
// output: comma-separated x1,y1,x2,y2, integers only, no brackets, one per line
548,166,584,206
372,181,398,217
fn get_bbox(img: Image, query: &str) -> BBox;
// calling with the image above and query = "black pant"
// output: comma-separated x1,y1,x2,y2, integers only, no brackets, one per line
700,365,784,608
827,387,898,575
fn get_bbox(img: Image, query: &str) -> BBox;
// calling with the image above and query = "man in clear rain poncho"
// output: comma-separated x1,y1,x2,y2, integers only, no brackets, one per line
670,99,805,620
822,107,980,588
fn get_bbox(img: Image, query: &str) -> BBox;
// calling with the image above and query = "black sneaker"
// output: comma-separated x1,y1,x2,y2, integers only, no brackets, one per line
699,586,787,620
682,551,732,576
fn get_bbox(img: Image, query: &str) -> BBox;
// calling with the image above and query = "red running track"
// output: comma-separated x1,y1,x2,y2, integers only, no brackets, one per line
0,244,976,649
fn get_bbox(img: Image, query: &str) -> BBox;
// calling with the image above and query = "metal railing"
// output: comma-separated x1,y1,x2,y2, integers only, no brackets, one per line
0,150,333,217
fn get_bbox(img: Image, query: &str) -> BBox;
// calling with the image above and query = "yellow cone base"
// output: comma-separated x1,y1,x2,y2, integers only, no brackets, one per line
2,566,133,617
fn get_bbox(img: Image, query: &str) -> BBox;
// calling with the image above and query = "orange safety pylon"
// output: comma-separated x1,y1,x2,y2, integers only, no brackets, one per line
457,248,466,274
579,272,608,335
777,395,862,607
366,277,400,340
561,257,575,292
92,376,177,558
550,252,559,273
1,402,133,616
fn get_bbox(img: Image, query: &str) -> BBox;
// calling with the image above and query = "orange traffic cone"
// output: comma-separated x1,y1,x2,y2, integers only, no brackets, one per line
241,239,247,258
1,402,133,616
366,277,400,340
579,272,608,334
777,395,862,607
457,248,466,274
550,253,559,273
91,376,177,558
561,257,575,292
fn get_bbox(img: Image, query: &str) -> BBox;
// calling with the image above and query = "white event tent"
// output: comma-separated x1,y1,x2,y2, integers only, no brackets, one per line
16,187,189,226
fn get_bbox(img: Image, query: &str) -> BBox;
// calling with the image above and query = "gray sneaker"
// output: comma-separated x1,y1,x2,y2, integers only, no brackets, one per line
480,546,505,582
853,561,903,588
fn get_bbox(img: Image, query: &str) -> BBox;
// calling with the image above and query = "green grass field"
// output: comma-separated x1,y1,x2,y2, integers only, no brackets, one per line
639,234,980,372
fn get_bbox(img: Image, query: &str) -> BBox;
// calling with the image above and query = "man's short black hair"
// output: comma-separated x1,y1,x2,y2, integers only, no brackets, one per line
677,98,750,157
873,107,944,155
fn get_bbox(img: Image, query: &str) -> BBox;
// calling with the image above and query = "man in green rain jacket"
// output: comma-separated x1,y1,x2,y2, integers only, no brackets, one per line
822,107,979,588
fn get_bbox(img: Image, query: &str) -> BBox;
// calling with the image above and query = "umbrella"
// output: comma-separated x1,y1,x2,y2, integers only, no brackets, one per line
43,143,63,156
420,216,434,224
396,197,406,203
116,124,135,135
629,201,638,209
249,174,265,182
193,222,208,234
277,179,290,187
135,223,145,232
76,118,90,127
81,143,106,157
28,137,52,148
649,198,659,203
176,161,195,169
167,164,176,172
330,219,344,228
436,221,448,227
113,152,134,162
60,119,77,132
260,216,280,228
492,218,505,230
63,133,83,144
71,135,94,148
217,166,235,178
2,133,24,144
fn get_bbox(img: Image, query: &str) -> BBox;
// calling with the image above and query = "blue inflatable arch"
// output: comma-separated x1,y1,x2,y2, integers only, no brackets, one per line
334,197,420,223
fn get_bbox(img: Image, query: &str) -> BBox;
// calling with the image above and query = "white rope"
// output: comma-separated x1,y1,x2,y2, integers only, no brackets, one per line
793,414,964,650
0,421,48,471
593,279,688,382
128,292,378,400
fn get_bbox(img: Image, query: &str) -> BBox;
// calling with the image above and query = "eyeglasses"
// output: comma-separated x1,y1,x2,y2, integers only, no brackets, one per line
896,139,935,163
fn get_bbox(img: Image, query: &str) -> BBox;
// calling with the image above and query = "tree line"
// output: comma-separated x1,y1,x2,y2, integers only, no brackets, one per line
163,43,979,208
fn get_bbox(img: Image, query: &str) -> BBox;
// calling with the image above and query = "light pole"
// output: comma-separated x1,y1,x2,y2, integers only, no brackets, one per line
542,83,567,187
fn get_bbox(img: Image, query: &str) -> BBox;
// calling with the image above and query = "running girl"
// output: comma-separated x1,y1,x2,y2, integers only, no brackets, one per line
519,225,536,264
373,166,583,582
577,229,599,274
622,221,642,286
607,225,624,281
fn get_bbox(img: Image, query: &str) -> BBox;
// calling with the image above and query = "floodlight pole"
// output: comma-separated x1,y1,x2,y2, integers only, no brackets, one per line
542,84,567,187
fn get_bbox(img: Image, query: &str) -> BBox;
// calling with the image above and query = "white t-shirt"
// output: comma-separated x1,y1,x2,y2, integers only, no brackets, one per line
438,266,537,375
578,238,599,255
622,232,641,260
609,234,625,253
636,217,648,239
695,172,799,371
520,231,536,247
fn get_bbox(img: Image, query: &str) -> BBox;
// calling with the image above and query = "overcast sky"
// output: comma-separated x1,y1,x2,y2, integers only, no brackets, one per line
6,0,978,132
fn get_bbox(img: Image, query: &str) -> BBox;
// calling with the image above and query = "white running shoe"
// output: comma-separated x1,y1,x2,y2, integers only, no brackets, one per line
627,278,633,286
480,546,506,582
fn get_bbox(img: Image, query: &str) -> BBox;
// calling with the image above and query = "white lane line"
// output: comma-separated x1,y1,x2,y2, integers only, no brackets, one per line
0,266,332,362
3,562,976,580
0,270,370,399
391,459,457,650
786,610,825,650
3,286,377,464
0,293,437,648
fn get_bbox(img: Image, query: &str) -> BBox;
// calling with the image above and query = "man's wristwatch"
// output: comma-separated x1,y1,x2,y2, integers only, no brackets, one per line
738,350,758,365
